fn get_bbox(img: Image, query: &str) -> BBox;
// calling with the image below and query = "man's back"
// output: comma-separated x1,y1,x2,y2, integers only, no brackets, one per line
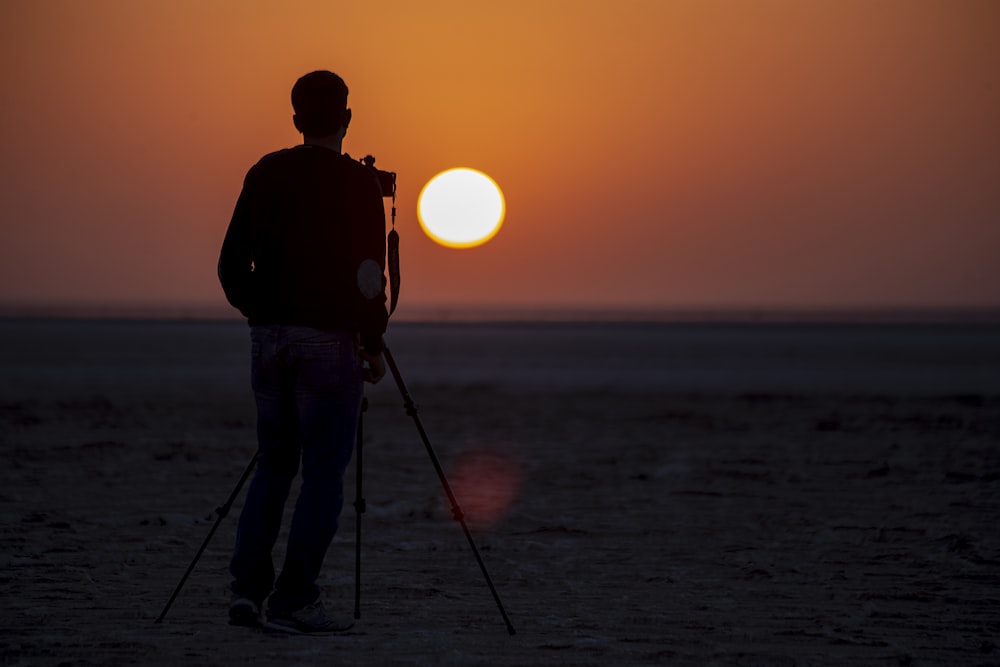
219,144,388,349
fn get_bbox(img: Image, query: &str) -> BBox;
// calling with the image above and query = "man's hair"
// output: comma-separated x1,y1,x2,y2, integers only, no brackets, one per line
291,70,349,136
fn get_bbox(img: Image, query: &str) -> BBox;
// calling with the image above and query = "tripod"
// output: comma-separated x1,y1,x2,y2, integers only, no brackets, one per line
156,342,516,636
154,452,257,624
364,344,516,634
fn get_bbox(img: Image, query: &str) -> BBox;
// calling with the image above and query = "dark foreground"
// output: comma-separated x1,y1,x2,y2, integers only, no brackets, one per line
1,318,998,666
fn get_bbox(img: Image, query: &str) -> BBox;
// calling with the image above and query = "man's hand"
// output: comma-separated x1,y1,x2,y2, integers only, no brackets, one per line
361,349,386,384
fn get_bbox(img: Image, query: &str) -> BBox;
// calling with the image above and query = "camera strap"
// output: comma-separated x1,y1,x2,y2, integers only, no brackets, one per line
358,154,400,315
387,188,400,315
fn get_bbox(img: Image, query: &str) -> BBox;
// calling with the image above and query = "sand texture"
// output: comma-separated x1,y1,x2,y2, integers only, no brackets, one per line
1,318,999,666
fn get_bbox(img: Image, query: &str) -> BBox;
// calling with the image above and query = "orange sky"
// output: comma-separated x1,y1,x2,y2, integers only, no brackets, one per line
1,0,998,316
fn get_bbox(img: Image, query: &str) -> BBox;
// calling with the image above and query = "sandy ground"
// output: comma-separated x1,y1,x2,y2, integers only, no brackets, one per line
1,319,999,666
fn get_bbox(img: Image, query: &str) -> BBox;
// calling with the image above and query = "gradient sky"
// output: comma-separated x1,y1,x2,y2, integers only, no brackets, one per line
1,0,998,316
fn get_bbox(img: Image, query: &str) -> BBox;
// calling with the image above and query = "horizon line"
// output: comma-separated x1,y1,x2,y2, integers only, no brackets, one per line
1,301,999,325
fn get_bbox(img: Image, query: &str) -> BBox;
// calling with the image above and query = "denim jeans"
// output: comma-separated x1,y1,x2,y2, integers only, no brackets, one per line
230,325,363,612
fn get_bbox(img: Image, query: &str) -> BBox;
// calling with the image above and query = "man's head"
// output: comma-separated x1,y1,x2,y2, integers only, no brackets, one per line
291,71,351,138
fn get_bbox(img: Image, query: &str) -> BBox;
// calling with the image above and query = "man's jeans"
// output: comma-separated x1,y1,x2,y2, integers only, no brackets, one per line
230,325,363,612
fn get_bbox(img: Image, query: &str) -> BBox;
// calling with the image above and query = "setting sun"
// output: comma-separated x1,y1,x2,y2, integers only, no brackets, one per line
417,168,505,249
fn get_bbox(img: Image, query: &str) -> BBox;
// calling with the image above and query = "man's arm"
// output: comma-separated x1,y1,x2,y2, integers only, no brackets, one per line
218,172,257,318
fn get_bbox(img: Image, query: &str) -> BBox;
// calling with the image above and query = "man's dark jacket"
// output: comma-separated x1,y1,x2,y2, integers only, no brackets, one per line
218,145,388,353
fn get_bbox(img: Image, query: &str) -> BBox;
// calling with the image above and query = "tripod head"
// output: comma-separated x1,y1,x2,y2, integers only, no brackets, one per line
360,155,396,199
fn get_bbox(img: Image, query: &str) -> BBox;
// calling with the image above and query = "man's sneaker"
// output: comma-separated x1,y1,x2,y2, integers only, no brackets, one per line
228,595,262,628
264,599,354,635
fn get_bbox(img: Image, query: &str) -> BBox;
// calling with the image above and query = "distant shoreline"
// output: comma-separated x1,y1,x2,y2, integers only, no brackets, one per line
1,302,999,325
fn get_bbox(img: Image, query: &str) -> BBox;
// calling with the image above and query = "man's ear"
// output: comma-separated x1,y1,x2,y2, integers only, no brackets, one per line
343,108,352,131
293,114,304,134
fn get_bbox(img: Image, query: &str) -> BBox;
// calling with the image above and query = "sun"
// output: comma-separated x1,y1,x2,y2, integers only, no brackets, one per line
417,168,505,249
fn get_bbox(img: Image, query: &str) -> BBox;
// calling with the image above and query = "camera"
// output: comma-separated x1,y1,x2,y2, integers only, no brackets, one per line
360,155,396,198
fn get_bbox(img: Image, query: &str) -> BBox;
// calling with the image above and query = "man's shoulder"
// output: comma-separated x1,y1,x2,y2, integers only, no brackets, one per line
252,147,369,173
253,147,295,168
245,147,380,194
242,148,294,180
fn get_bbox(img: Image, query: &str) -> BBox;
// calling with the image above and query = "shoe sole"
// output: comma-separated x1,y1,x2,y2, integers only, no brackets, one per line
263,618,354,635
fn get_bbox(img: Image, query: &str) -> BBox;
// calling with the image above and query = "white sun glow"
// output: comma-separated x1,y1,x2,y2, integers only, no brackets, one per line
417,168,505,249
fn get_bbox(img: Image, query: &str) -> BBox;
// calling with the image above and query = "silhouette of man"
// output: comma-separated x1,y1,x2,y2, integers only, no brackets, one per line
218,70,388,634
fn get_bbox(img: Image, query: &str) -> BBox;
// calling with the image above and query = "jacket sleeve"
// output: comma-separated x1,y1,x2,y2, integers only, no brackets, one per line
353,172,389,354
218,169,257,318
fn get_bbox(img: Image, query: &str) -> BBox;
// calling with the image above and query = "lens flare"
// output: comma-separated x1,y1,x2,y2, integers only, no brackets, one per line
445,445,523,528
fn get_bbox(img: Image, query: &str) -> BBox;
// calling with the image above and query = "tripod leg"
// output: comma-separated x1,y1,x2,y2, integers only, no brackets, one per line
382,344,516,636
155,452,258,624
353,396,368,620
